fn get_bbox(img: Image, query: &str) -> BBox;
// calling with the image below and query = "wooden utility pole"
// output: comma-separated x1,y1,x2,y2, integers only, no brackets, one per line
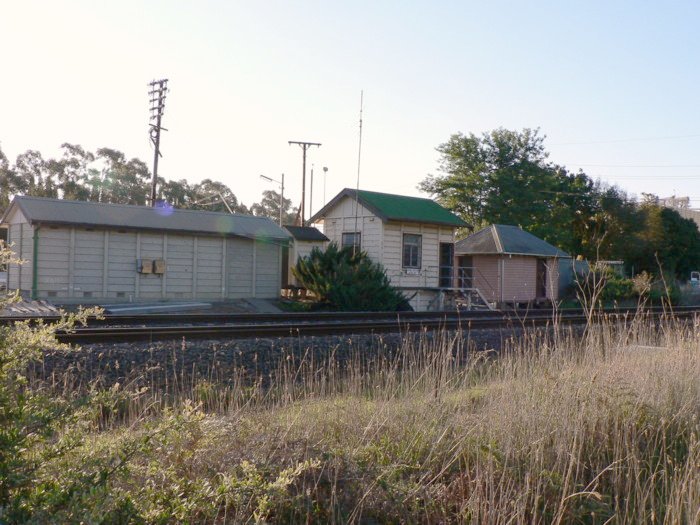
288,140,321,225
149,79,169,206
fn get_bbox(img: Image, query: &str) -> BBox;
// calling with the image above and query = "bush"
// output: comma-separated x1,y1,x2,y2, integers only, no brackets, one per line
649,272,681,306
0,243,132,523
576,265,682,307
600,274,635,302
292,243,409,311
577,265,637,305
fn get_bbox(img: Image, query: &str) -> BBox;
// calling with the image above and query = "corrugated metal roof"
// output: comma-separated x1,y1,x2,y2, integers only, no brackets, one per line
3,196,291,243
455,224,569,258
283,226,329,242
309,188,469,228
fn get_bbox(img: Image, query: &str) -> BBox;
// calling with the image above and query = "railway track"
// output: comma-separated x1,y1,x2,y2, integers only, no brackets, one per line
2,306,695,344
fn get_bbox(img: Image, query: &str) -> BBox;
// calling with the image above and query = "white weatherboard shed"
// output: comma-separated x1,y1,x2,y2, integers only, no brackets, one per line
1,196,291,303
282,226,329,287
310,189,469,311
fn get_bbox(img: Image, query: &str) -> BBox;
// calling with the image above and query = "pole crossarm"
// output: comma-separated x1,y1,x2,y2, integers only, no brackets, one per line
148,78,169,207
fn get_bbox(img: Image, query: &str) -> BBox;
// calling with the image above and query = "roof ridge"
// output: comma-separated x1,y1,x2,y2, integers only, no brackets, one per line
15,195,264,221
351,188,436,202
492,224,504,253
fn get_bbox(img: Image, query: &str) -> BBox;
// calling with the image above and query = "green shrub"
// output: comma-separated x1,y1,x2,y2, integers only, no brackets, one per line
649,272,681,306
600,274,635,302
577,265,637,304
0,243,135,523
292,243,409,311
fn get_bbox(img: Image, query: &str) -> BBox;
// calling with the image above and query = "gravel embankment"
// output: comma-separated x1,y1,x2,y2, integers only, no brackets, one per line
32,325,561,388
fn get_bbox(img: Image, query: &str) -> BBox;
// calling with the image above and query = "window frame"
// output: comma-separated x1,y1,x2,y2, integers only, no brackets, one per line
402,233,422,269
341,231,361,251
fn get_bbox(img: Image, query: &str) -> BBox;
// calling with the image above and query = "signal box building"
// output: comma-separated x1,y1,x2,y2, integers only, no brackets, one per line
310,188,469,311
1,196,290,303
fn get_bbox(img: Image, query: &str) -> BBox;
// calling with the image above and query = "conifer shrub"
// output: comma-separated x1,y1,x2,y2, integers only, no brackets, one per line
292,243,409,311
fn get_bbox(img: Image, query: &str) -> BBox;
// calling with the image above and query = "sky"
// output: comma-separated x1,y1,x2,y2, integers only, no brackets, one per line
2,1,700,216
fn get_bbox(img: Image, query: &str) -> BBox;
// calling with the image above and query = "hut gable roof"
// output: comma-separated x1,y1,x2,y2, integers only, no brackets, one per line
283,226,329,242
456,224,569,258
309,188,469,228
2,196,291,242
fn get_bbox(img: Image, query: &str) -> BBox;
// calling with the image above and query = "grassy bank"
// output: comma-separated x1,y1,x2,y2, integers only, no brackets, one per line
3,317,700,523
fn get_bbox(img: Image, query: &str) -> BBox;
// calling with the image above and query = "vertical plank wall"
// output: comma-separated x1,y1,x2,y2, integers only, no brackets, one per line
74,229,105,298
227,238,254,298
24,225,281,302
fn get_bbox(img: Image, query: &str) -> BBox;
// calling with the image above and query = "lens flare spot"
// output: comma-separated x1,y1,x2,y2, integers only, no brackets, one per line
154,201,174,216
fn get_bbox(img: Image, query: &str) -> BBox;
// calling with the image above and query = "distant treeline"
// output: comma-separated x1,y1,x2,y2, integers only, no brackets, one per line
2,132,699,279
421,128,700,278
0,143,297,224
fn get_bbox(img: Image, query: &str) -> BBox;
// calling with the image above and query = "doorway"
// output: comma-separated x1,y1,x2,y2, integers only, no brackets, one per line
536,259,547,298
439,243,454,288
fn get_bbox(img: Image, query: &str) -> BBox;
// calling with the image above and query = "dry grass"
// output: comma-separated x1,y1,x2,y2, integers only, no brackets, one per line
25,316,700,523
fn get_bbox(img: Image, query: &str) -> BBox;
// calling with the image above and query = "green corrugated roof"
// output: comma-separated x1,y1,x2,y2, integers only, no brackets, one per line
310,188,468,227
356,190,468,226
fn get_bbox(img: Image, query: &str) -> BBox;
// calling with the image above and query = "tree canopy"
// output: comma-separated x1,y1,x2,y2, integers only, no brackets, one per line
0,143,297,226
421,128,700,279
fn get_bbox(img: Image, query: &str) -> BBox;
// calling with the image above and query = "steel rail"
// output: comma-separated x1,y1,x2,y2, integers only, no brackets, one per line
2,305,697,327
51,308,696,344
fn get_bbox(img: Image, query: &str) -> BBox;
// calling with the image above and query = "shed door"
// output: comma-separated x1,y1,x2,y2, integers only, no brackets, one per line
536,259,547,298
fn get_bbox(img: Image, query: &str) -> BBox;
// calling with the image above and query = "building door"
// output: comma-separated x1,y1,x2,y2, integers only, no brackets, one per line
458,255,473,288
439,243,454,288
281,246,290,287
536,258,547,298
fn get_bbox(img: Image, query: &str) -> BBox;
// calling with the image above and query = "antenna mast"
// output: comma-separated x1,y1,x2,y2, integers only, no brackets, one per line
148,78,169,207
353,90,364,247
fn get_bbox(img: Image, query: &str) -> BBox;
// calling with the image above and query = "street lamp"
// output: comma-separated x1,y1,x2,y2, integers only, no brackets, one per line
322,166,328,205
260,173,285,226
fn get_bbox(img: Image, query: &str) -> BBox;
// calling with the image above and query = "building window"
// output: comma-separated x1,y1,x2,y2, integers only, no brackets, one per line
402,233,422,269
341,232,361,251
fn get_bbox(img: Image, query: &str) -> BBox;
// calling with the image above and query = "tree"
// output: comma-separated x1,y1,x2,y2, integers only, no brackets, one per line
420,128,655,264
189,179,248,214
13,150,58,199
420,128,551,226
94,148,150,205
292,243,409,311
0,143,257,219
250,190,296,225
158,178,193,208
0,146,15,214
45,143,94,201
628,204,700,278
420,128,574,246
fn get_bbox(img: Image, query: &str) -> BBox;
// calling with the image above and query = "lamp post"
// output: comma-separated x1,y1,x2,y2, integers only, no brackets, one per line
260,173,285,226
309,164,314,219
322,166,328,205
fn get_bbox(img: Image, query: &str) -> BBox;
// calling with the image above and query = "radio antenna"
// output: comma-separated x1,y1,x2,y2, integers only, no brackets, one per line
353,90,363,252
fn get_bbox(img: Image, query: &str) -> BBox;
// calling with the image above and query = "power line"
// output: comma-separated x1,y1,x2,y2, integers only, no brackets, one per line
569,163,700,168
549,133,700,146
583,174,700,178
